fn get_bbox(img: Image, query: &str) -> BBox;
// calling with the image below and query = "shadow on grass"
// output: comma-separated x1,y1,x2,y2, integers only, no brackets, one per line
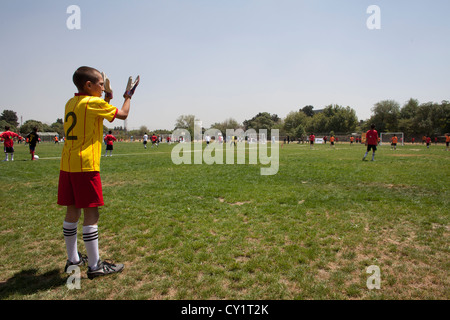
0,268,66,299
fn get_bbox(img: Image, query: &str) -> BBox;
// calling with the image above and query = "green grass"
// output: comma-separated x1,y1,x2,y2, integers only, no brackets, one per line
0,141,449,300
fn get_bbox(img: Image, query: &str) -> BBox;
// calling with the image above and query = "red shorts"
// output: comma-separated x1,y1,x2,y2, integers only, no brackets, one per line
58,171,104,208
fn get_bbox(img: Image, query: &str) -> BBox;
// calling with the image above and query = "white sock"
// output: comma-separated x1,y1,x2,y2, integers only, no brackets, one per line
11,153,14,161
83,225,99,269
372,153,375,160
5,153,8,161
63,221,79,263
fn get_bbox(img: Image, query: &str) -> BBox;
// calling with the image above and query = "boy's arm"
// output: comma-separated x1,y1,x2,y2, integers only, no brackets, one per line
115,97,131,120
109,75,139,120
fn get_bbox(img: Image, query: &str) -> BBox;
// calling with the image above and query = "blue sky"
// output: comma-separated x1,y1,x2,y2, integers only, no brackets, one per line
1,0,449,131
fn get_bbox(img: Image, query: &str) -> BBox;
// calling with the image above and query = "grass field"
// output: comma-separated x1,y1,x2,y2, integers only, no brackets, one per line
0,140,449,300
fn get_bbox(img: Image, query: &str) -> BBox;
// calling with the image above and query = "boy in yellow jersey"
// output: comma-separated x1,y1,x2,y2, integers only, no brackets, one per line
58,66,139,279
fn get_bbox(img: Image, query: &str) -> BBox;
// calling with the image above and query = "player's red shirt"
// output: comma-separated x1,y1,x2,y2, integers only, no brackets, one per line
426,137,431,143
366,129,378,145
104,134,117,146
0,131,19,148
309,135,315,142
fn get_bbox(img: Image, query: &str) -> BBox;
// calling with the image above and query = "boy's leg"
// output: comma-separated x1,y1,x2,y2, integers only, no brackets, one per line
4,152,8,161
64,205,82,264
363,149,368,160
10,153,14,161
83,206,124,279
82,207,100,270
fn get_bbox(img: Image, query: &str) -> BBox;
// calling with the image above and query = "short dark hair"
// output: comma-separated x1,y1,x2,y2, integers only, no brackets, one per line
371,124,375,129
5,126,10,131
73,66,101,91
109,130,112,134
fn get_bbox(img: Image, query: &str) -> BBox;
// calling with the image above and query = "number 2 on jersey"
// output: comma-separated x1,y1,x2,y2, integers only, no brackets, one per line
65,112,78,140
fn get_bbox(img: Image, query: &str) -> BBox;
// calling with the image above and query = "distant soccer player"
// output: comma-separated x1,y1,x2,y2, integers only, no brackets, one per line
330,135,335,148
362,124,378,161
390,134,398,150
151,133,158,148
143,132,148,149
309,133,315,149
26,127,40,160
426,136,431,148
104,130,117,157
445,133,450,151
0,126,19,161
58,66,139,279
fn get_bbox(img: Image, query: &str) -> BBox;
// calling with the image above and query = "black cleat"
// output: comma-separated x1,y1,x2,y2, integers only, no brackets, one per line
87,259,124,280
64,252,88,272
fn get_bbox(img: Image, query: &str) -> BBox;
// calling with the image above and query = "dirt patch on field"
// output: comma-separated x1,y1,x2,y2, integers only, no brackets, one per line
218,197,251,206
389,154,422,157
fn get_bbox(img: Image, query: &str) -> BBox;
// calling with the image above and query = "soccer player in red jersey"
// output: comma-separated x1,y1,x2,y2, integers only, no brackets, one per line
362,124,379,161
426,136,431,148
104,130,117,157
309,133,315,149
1,126,20,161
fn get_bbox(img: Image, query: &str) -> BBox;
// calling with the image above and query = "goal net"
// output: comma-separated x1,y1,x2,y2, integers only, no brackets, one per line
379,132,404,146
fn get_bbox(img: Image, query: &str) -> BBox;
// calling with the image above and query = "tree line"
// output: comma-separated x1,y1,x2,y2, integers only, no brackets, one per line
367,99,449,137
1,98,448,140
175,99,449,140
0,110,65,136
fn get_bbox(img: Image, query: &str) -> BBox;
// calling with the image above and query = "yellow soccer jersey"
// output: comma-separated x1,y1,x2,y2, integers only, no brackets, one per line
60,94,118,172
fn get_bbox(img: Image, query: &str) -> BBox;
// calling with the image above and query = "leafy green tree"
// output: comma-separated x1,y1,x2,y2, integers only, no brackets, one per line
322,105,358,133
307,112,327,133
243,112,280,136
19,120,44,135
301,105,315,117
50,121,64,137
283,111,308,137
400,98,419,120
0,110,19,128
294,124,306,140
0,120,17,132
174,114,199,140
209,118,242,135
369,100,401,132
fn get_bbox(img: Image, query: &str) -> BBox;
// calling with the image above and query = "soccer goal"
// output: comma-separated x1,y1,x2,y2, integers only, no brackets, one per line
380,132,404,146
